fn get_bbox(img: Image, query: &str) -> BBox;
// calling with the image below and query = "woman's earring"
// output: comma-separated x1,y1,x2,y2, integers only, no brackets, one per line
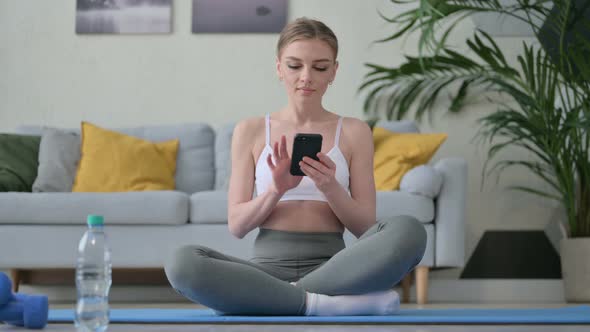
329,81,333,85
279,77,283,82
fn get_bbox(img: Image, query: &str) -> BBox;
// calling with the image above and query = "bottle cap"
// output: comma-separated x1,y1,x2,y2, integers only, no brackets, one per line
87,215,104,226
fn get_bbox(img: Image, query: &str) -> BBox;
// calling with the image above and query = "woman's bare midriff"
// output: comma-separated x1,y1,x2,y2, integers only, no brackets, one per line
260,200,345,233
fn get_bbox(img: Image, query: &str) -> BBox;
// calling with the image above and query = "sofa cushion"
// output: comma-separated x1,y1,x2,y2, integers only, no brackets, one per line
190,190,228,224
32,128,80,192
15,123,215,194
190,190,434,224
0,191,189,225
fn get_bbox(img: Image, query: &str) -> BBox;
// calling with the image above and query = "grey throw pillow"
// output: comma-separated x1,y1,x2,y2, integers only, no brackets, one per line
214,123,236,190
32,128,81,192
399,165,443,199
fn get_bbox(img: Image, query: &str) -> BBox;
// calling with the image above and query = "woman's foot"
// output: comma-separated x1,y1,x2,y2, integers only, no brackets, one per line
305,289,400,316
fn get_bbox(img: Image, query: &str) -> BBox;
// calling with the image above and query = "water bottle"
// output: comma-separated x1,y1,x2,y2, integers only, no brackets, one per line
75,215,112,332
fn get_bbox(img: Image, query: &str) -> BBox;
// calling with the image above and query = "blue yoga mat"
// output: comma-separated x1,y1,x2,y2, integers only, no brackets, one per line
49,306,590,324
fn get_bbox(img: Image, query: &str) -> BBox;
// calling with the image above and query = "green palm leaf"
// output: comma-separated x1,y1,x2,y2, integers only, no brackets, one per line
360,0,590,237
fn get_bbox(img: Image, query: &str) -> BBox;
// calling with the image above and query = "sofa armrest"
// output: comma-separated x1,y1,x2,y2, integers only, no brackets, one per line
433,157,467,267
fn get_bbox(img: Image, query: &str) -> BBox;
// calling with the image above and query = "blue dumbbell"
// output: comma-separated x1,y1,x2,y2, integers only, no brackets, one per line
0,273,11,305
0,294,48,329
0,272,49,329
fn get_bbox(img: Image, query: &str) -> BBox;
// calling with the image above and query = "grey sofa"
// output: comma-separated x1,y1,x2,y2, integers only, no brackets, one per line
0,121,467,304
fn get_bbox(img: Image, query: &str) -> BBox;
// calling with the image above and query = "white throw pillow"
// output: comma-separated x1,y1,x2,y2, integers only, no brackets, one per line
399,165,443,199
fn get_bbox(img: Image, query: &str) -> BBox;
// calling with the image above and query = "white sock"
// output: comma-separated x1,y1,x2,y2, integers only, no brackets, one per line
304,289,400,316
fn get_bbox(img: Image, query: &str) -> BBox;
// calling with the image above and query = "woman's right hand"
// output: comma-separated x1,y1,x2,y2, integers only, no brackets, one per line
267,135,303,195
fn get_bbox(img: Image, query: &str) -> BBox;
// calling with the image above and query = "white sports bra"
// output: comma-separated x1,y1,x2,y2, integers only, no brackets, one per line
255,114,350,202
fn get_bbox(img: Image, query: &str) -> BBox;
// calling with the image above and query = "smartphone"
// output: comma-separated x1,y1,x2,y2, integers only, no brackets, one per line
290,133,323,176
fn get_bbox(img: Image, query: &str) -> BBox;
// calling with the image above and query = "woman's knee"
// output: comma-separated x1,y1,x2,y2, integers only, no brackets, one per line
164,245,210,289
380,215,427,255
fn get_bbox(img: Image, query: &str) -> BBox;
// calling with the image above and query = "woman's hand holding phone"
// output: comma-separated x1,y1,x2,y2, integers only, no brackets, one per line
299,152,338,194
289,132,339,195
266,135,303,195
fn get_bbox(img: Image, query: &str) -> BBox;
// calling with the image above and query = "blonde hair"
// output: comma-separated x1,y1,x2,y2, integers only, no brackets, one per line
276,17,338,61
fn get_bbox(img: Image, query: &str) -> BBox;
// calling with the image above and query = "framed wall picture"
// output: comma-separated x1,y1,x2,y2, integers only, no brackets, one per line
192,0,288,33
76,0,172,34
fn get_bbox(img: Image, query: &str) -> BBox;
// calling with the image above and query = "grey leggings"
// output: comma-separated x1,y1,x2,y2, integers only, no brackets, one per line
165,215,427,315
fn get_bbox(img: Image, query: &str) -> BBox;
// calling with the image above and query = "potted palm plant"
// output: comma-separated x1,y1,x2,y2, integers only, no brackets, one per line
359,0,590,302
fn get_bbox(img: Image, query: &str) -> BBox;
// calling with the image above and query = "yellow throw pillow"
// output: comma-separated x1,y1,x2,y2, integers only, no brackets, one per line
73,122,179,192
373,127,447,191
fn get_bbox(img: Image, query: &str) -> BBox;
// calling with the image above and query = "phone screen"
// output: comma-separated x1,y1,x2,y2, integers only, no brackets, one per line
290,133,323,176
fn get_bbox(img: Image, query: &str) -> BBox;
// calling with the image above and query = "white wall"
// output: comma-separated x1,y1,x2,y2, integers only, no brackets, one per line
0,0,394,128
0,0,559,276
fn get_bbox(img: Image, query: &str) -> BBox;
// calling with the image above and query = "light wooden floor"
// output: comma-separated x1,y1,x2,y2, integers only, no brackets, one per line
1,303,588,332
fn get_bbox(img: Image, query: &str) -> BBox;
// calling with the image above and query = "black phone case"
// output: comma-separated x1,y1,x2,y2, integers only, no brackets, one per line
290,133,323,176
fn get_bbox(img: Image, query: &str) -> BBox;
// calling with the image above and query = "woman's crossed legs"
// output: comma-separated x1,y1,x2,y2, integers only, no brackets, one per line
165,215,427,315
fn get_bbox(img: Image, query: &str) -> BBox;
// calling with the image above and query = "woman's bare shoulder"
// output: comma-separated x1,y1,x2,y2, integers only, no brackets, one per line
341,117,372,139
234,116,266,140
340,117,373,153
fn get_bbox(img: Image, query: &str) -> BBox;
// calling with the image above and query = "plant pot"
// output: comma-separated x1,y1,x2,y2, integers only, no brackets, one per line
560,238,590,302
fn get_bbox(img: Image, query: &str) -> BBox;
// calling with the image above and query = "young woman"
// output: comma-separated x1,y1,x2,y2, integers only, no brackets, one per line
165,17,427,316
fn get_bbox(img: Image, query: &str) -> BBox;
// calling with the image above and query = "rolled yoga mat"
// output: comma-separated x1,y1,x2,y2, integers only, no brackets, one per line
49,306,590,324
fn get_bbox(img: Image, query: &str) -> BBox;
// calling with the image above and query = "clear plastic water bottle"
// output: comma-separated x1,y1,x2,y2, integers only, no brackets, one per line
75,215,112,332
